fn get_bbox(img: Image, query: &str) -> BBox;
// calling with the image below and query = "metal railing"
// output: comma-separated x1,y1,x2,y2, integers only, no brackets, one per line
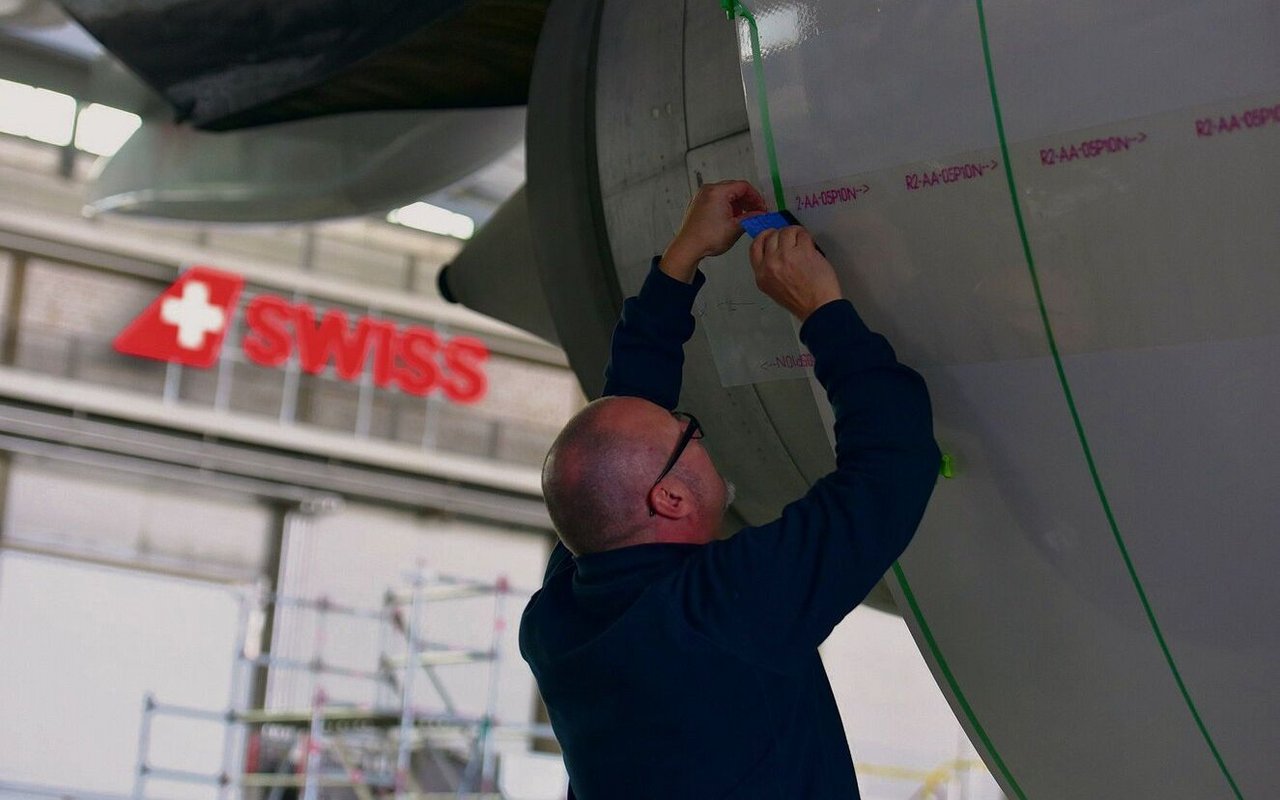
132,571,552,800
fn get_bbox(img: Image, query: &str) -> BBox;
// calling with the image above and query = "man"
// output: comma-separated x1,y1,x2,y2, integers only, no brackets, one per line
520,180,940,798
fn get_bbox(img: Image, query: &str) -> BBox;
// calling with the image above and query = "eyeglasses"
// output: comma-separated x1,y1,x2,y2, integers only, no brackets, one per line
647,411,704,516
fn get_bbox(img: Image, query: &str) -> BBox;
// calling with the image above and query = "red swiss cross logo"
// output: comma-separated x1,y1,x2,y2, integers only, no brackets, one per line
113,267,245,368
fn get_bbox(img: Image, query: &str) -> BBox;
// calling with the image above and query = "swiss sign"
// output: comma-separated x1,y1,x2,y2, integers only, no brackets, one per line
113,266,489,404
113,266,244,368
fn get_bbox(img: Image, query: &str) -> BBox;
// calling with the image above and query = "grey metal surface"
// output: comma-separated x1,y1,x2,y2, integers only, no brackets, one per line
682,0,751,151
57,0,549,129
721,1,1279,797
87,108,525,222
438,187,560,346
525,0,618,401
594,1,688,197
598,165,690,299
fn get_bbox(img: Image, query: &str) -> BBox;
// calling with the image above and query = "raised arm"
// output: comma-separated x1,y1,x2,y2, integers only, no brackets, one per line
682,226,941,667
541,181,765,582
602,180,766,404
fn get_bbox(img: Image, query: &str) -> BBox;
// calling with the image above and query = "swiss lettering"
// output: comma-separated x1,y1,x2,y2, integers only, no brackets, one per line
441,337,489,404
240,297,488,403
294,308,376,380
395,328,443,397
242,295,294,367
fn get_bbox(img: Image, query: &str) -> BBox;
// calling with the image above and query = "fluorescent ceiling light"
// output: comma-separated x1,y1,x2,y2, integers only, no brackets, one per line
0,78,75,146
387,201,475,240
75,103,142,156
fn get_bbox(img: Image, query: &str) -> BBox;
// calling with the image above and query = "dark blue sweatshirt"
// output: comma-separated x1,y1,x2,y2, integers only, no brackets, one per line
520,261,940,799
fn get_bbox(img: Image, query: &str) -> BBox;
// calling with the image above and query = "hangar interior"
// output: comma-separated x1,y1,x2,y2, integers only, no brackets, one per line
2,1,1274,799
0,64,578,799
0,3,1006,799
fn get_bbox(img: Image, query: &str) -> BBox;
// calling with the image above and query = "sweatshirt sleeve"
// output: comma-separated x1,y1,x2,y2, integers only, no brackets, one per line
679,298,941,669
538,259,707,585
601,258,706,407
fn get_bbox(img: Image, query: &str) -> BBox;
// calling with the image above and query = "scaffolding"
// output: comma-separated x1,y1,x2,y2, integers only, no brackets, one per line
132,570,554,800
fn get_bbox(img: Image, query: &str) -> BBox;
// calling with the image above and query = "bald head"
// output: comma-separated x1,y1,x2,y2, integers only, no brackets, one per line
543,397,725,555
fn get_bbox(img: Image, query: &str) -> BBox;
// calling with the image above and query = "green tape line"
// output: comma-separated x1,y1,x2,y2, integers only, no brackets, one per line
893,563,1028,800
722,1,787,211
720,2,1019,795
973,2,1244,797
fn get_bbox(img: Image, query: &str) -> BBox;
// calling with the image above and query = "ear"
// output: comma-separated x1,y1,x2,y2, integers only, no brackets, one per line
648,478,695,520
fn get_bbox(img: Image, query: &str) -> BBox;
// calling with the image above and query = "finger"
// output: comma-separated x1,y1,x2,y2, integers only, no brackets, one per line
733,183,768,216
717,178,754,197
731,199,766,220
750,229,768,265
708,180,745,201
712,183,746,216
693,182,723,206
712,179,761,209
764,227,782,255
795,227,814,251
780,225,802,250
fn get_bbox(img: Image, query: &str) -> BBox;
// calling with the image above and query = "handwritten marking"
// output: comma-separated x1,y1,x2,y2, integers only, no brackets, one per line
904,160,999,191
1039,132,1147,167
760,352,815,370
795,185,870,210
1195,103,1280,137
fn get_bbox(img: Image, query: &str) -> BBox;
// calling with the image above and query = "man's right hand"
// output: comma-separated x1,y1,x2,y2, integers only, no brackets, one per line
660,181,767,283
749,226,844,321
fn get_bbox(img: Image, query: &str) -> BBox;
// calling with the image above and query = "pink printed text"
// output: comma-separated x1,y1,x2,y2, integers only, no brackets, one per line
794,185,869,211
760,352,815,370
904,160,998,191
1040,133,1147,167
1195,103,1280,137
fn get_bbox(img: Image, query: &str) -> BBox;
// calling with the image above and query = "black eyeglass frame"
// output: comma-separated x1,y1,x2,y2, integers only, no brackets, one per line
647,411,704,516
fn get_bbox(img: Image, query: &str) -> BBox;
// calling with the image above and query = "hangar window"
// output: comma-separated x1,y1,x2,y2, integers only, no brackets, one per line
74,102,142,157
387,201,475,240
0,79,142,158
0,78,75,147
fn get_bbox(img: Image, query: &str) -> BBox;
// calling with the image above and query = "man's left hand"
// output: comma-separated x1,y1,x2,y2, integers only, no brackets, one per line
660,181,767,283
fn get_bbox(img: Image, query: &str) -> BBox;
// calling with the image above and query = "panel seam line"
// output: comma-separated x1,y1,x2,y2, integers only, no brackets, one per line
723,2,1025,798
973,2,1244,796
